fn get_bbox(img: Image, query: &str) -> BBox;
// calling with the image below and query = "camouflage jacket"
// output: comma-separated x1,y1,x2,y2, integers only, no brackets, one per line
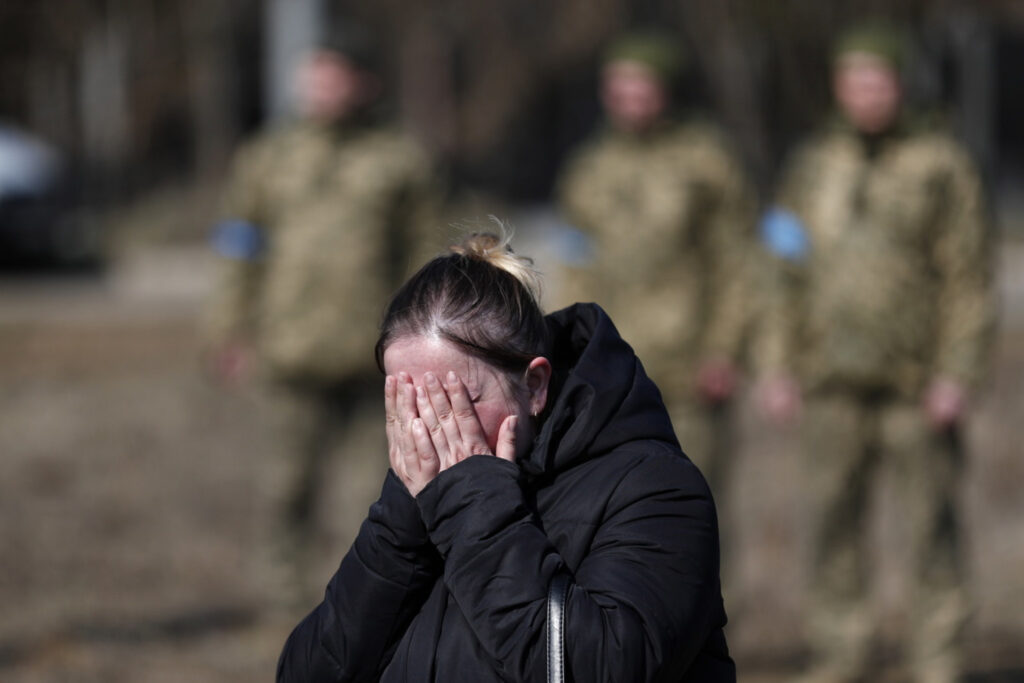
756,120,996,395
556,119,757,399
204,118,439,382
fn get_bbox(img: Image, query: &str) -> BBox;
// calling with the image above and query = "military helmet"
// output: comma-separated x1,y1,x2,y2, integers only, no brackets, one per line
832,20,909,70
316,20,380,72
602,30,687,84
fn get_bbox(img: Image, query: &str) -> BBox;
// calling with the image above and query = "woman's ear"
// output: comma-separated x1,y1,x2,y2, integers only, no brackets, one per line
525,357,552,416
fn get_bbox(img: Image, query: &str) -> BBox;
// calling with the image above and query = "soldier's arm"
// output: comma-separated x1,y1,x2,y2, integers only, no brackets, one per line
556,144,630,239
557,148,596,231
388,139,445,283
699,140,758,367
749,144,819,422
930,142,997,390
202,137,272,352
552,146,617,308
749,143,816,380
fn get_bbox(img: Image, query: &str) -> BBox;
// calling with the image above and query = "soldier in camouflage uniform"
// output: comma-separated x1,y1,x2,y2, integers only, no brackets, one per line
204,27,438,605
556,31,756,497
755,23,996,682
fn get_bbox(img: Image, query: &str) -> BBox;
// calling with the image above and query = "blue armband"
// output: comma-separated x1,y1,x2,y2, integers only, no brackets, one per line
211,219,266,261
759,207,809,262
553,226,595,267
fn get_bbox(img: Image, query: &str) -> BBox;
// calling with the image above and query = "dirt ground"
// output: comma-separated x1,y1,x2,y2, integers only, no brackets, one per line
1,238,1023,682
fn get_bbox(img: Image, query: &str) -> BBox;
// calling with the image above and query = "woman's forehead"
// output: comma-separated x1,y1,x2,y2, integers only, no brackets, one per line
383,336,491,383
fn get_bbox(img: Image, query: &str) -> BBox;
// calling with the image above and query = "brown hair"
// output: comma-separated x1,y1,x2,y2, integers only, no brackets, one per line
375,229,548,373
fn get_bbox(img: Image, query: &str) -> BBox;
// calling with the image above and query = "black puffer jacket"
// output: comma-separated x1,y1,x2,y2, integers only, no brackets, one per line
277,303,734,682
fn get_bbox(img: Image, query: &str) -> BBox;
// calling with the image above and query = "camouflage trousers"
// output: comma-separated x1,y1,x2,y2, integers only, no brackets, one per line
261,374,388,610
667,395,735,501
799,390,967,683
667,395,737,581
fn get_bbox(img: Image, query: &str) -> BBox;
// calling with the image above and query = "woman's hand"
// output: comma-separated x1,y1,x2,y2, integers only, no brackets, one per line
386,373,440,497
386,371,517,497
415,371,517,470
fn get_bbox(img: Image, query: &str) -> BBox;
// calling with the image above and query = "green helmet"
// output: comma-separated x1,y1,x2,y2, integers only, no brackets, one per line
602,30,686,84
316,21,380,72
832,21,909,70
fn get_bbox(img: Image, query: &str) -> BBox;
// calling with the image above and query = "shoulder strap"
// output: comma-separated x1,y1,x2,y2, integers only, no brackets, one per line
547,572,571,683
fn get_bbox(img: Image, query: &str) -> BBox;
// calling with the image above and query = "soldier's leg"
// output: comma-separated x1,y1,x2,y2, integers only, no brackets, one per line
280,387,337,546
879,402,967,683
800,392,876,682
669,397,737,604
669,398,718,489
263,381,337,609
318,377,390,564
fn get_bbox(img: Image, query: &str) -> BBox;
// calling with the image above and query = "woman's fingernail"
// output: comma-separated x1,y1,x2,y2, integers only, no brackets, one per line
447,370,457,384
425,372,438,386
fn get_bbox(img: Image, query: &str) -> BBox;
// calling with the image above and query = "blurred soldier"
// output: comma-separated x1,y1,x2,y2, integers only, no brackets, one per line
203,24,439,606
556,31,756,496
755,22,996,682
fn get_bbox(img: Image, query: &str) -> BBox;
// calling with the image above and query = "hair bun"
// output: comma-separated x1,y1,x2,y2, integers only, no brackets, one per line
377,216,549,373
449,218,543,300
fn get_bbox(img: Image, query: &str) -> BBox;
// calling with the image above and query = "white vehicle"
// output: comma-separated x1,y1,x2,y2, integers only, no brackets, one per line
0,123,99,266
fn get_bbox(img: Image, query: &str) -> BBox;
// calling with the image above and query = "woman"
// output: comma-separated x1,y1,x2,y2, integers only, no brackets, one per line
277,232,734,682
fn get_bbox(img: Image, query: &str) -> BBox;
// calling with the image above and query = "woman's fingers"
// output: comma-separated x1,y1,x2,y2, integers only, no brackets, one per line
397,373,421,457
384,375,401,471
417,373,450,459
391,369,508,489
396,372,417,423
427,372,461,467
445,371,492,460
495,415,517,462
411,418,440,482
399,424,419,473
386,372,439,496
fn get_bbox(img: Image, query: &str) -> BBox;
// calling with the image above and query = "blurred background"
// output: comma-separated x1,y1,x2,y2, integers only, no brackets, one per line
1,0,1023,680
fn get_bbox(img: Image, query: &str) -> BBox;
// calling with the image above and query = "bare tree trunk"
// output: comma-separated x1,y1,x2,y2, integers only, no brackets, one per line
263,0,325,122
398,13,459,159
948,7,996,182
27,56,75,151
79,13,130,200
183,0,242,180
677,0,771,195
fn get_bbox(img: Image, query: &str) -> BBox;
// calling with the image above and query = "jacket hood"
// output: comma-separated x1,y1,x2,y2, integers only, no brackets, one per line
521,303,680,477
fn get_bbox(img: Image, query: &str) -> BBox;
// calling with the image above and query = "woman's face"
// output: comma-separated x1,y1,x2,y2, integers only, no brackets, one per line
382,335,545,457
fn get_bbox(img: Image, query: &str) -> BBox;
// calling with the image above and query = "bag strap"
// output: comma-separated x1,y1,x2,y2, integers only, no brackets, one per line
547,572,571,683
